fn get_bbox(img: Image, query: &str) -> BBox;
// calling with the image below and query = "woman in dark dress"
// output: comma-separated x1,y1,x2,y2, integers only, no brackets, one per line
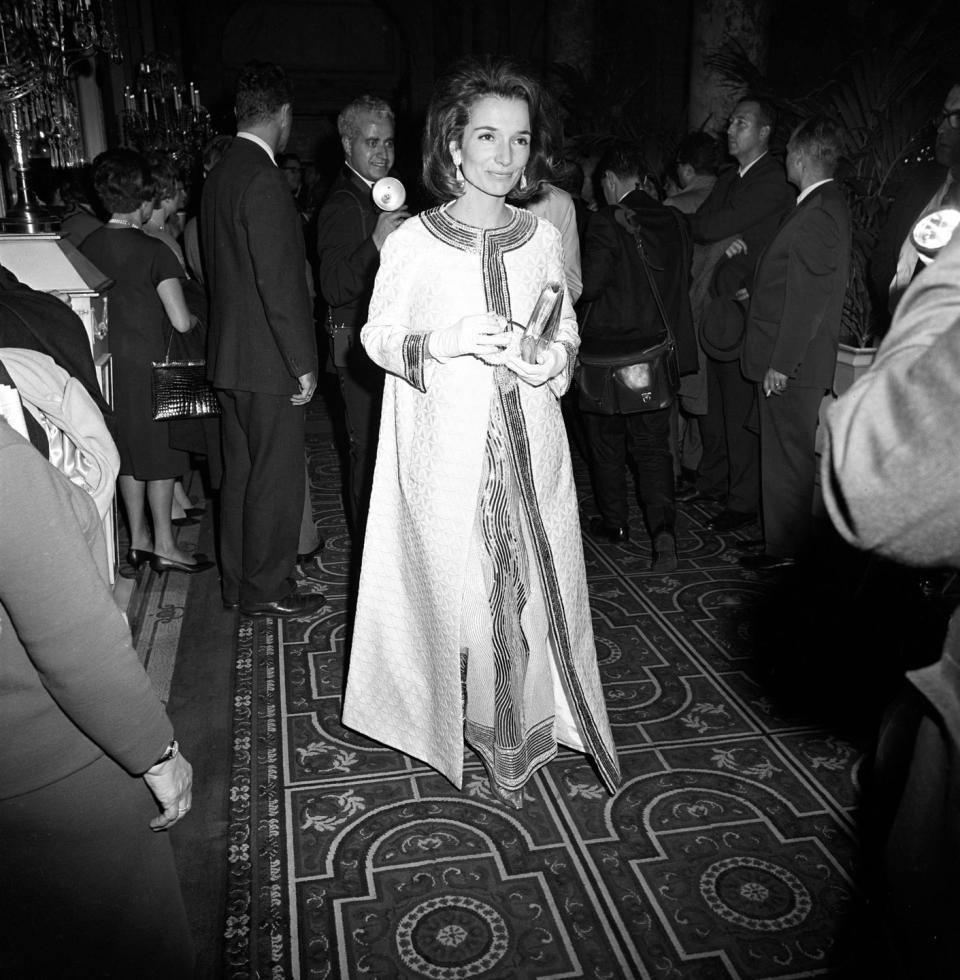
82,149,213,574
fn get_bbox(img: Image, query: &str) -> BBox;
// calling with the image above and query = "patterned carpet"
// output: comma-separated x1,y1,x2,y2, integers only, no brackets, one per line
222,414,880,979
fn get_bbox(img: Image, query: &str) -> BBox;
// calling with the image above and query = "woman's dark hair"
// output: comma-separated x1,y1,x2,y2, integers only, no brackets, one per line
422,55,559,204
146,153,181,203
91,148,153,214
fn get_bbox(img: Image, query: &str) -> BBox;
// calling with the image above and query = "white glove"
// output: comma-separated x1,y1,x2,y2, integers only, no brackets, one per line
428,313,514,361
504,342,567,387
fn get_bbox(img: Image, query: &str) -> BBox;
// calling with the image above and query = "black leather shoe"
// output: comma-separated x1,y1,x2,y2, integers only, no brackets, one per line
184,506,206,518
296,538,326,563
650,530,678,572
739,554,797,572
707,509,757,532
171,516,200,527
588,517,629,543
677,487,724,505
240,591,326,618
126,548,154,570
150,553,215,574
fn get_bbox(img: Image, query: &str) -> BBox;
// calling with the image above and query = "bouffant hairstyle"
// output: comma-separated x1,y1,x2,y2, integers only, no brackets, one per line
788,116,844,177
202,134,234,174
235,61,293,127
338,95,394,143
675,131,725,177
422,56,559,204
146,154,182,203
91,148,153,214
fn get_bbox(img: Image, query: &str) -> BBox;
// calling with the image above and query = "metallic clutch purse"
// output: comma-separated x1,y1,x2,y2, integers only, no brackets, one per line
520,281,564,364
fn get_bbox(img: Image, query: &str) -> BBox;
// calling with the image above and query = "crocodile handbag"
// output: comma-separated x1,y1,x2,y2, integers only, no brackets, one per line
151,329,220,421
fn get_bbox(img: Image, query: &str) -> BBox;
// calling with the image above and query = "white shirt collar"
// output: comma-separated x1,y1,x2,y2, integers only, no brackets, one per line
236,131,276,165
796,178,833,205
738,151,767,177
345,162,375,189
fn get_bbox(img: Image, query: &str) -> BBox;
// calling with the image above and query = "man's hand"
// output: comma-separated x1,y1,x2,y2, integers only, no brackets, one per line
143,753,193,832
763,367,789,397
372,207,410,251
291,371,317,405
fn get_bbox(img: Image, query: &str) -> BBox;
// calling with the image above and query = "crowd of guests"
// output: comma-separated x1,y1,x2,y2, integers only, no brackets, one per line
3,51,960,975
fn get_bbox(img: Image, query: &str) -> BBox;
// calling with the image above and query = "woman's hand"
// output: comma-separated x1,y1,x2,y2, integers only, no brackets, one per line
503,343,567,387
428,313,514,360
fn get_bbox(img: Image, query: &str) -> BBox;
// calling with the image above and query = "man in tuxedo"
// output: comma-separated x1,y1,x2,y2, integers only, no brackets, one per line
579,142,697,571
201,61,324,618
738,117,852,571
683,97,795,532
316,95,408,541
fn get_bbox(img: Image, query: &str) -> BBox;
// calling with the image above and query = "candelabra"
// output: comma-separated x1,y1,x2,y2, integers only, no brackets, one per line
118,53,210,171
0,0,121,232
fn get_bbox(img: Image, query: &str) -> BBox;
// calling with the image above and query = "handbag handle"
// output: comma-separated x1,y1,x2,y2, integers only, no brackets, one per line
615,204,676,348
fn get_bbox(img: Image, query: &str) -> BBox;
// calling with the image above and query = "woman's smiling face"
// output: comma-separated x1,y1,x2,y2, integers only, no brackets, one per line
452,95,531,200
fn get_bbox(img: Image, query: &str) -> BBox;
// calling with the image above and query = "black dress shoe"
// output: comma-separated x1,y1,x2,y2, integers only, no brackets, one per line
739,553,797,572
150,553,216,574
171,516,200,527
184,507,206,518
240,591,327,619
126,548,154,570
588,517,629,543
707,509,757,532
296,538,326,563
650,530,678,572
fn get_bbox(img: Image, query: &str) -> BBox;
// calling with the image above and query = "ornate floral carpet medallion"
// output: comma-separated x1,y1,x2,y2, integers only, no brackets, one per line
224,423,866,978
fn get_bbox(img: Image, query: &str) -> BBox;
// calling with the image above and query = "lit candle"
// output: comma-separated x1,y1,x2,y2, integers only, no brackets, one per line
193,87,200,110
172,86,181,112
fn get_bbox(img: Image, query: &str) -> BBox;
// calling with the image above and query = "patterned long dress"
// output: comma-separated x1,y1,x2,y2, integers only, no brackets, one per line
342,204,620,802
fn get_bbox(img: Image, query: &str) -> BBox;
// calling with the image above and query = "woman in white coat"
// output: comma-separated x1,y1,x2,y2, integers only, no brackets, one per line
342,57,620,807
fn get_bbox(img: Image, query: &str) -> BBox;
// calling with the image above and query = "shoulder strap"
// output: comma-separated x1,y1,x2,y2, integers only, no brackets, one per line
616,204,675,345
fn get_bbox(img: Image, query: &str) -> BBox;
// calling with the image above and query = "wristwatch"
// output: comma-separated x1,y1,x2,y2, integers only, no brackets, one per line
154,739,179,766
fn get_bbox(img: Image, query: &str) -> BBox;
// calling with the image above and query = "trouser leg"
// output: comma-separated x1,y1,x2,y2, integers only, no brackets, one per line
583,412,629,526
624,407,676,536
717,359,759,513
230,389,305,605
696,356,728,498
759,385,824,558
336,360,383,539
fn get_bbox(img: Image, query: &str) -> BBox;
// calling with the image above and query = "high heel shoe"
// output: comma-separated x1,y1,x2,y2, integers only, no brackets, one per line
149,553,215,575
126,548,154,570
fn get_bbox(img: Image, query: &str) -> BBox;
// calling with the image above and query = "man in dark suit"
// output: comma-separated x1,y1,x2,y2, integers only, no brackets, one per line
201,61,324,618
316,95,408,541
579,141,697,571
738,117,852,571
682,97,795,532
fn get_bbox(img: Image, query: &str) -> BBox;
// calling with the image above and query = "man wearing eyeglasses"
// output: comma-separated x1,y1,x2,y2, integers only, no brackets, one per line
871,85,960,317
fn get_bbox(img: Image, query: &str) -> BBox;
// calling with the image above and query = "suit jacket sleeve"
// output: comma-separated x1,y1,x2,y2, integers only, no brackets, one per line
824,232,960,567
317,189,380,309
769,204,842,376
692,166,793,245
578,209,618,313
243,167,317,379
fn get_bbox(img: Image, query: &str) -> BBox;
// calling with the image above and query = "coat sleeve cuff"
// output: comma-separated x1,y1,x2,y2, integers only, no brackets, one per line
402,332,428,392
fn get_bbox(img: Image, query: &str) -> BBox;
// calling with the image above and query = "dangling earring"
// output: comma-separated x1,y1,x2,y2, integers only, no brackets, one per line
519,169,528,191
455,163,464,184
